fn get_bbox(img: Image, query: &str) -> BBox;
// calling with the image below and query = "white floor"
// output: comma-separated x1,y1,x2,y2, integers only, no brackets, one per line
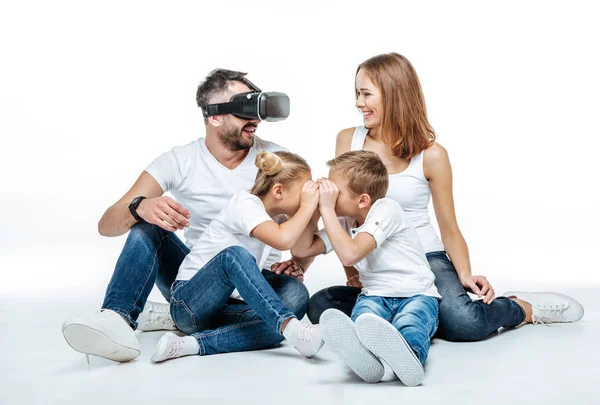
1,249,599,405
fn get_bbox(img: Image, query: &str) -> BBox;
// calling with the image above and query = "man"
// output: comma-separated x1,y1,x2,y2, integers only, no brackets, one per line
62,69,310,362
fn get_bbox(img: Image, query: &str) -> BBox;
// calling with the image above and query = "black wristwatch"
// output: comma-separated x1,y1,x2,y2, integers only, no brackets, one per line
128,196,146,221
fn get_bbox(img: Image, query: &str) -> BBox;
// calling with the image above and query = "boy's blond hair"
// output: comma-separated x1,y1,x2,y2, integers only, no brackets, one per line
327,151,388,202
251,151,311,196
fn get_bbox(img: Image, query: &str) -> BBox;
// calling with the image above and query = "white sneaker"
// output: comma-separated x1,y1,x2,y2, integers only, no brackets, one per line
320,309,384,383
503,291,584,324
137,301,177,332
62,309,140,362
151,332,198,363
356,313,424,387
284,318,324,358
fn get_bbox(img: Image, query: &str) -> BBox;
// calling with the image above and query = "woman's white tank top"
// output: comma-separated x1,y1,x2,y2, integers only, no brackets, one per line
351,126,445,253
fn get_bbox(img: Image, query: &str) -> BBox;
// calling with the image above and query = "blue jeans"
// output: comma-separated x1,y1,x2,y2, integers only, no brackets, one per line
352,294,439,364
171,246,303,355
101,222,308,332
308,251,526,342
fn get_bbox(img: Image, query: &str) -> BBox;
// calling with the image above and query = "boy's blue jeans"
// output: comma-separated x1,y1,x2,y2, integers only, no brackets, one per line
308,251,525,342
101,223,309,353
352,294,439,364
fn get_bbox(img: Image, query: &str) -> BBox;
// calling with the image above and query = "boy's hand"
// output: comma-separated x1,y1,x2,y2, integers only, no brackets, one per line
346,274,362,288
317,178,339,211
301,180,320,211
271,260,304,282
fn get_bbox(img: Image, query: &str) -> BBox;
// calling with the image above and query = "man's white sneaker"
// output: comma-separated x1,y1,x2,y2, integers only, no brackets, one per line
137,301,177,332
503,291,584,324
283,318,324,358
151,332,199,363
356,313,424,387
62,309,140,362
320,309,384,383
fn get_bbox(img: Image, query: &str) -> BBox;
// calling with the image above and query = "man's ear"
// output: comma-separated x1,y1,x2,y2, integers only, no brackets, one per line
208,115,222,127
358,193,371,209
272,184,284,200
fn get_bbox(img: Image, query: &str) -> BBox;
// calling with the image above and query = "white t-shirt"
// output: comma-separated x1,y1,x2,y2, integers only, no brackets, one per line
317,198,440,298
145,136,286,269
177,191,287,300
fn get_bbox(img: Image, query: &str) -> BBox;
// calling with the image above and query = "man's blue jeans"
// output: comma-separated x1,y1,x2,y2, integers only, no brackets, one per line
352,294,439,364
308,251,526,342
171,246,303,355
101,222,309,336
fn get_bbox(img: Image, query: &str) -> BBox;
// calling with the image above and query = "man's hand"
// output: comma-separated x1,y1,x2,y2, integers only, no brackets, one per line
346,274,362,288
271,260,304,282
460,274,495,304
136,196,191,232
317,178,339,211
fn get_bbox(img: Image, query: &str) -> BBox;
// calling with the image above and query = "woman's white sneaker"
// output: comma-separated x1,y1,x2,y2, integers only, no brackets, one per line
503,291,584,324
320,309,384,383
137,301,177,332
62,309,140,362
151,332,199,363
356,313,424,387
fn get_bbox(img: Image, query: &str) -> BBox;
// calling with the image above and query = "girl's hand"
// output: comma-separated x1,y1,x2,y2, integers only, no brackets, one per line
301,180,320,210
317,179,339,211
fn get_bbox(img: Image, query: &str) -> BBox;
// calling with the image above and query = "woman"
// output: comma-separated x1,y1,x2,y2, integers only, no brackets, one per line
306,53,584,341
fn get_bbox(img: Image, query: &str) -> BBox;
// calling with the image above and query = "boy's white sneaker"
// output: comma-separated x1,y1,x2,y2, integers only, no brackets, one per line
356,313,424,387
151,332,199,363
502,291,584,324
62,309,140,362
137,301,177,332
320,309,384,383
283,318,324,358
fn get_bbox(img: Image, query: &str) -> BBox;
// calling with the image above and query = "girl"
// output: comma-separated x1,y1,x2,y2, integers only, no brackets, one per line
307,52,584,342
152,151,323,362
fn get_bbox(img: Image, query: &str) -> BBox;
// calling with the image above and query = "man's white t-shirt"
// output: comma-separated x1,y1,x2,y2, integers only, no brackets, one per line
177,191,286,300
317,198,441,299
145,136,286,268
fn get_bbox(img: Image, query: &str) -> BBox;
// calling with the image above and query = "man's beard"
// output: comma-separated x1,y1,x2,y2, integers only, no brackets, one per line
220,119,256,151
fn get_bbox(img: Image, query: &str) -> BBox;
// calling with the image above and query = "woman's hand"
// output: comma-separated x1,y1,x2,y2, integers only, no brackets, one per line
317,178,339,211
346,274,362,288
460,274,496,304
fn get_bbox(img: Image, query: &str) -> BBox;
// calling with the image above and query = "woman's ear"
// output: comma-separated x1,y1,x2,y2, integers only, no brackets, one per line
358,193,371,209
272,183,284,200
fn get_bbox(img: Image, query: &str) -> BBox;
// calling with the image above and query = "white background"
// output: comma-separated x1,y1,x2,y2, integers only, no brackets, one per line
1,0,599,298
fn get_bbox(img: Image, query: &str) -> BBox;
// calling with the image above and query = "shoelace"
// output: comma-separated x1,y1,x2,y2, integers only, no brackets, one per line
296,325,318,342
145,306,174,329
166,339,187,360
532,304,568,325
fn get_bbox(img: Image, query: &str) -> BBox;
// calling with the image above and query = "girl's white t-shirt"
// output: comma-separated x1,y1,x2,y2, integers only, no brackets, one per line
177,190,286,300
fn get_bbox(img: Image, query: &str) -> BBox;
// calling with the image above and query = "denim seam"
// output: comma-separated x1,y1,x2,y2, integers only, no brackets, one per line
173,299,198,329
130,235,166,318
412,317,437,351
195,335,206,355
199,319,264,337
226,252,292,331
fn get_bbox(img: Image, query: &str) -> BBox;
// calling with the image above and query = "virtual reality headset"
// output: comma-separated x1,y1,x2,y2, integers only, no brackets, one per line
201,79,290,122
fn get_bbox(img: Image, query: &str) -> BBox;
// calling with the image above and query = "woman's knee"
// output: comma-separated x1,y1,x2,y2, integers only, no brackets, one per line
280,277,309,319
438,303,491,342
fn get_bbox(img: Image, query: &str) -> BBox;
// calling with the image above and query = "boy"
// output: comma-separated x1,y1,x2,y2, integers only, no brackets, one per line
293,150,440,386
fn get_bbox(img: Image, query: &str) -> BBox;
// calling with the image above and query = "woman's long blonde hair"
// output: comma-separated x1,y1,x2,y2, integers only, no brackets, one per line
251,151,311,196
357,52,436,159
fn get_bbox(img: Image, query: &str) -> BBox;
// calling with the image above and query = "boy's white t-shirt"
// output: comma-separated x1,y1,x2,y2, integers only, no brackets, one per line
145,136,286,269
177,190,286,300
317,198,441,299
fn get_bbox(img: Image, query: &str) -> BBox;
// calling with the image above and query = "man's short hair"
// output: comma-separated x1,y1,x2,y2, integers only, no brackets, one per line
327,150,389,202
196,68,251,108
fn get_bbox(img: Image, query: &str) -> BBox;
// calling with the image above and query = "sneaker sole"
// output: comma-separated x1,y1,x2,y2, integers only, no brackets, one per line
502,291,585,322
320,309,384,383
62,323,140,362
356,314,424,387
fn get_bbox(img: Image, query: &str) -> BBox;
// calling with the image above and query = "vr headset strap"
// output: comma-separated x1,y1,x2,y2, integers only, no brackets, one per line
203,101,244,117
